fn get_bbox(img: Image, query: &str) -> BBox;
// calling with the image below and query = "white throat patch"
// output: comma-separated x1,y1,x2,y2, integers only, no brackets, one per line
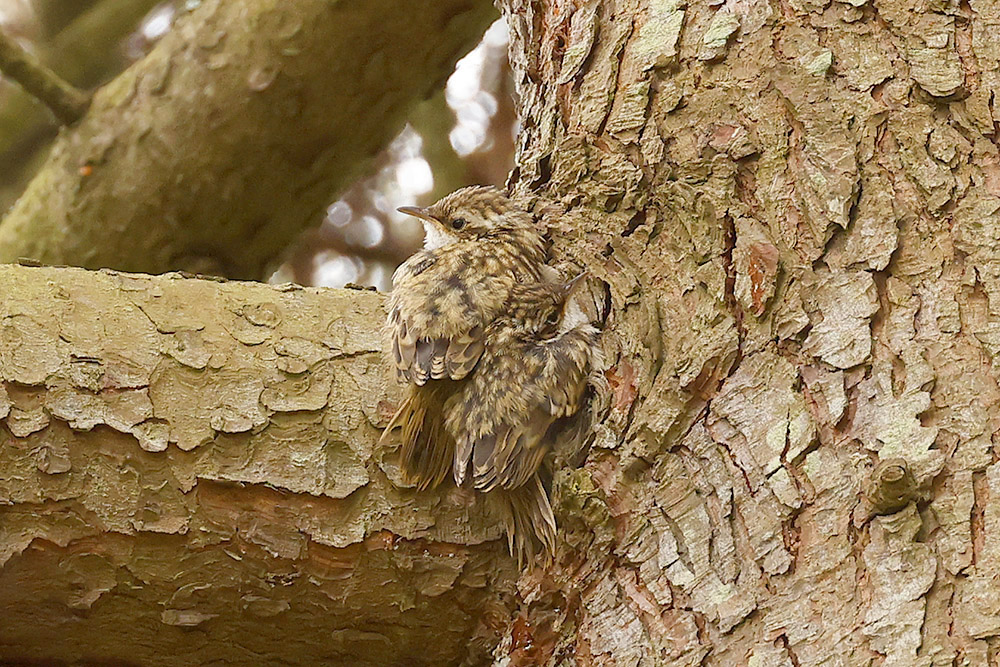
559,298,591,332
422,221,460,250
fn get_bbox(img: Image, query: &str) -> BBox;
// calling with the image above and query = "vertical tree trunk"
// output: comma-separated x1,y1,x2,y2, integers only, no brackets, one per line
497,0,1000,663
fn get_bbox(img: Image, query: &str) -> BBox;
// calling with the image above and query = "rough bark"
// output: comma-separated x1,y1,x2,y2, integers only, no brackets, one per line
0,266,517,666
489,0,1000,664
0,0,498,279
6,0,1000,664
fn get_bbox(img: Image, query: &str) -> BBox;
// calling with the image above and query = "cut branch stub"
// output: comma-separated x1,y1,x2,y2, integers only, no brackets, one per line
866,457,919,516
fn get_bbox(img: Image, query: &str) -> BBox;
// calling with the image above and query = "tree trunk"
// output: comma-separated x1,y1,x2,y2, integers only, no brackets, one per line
493,0,1000,663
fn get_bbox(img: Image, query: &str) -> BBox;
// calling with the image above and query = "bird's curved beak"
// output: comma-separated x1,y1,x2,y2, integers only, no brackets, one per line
561,271,589,295
558,271,590,314
556,271,590,319
397,206,437,223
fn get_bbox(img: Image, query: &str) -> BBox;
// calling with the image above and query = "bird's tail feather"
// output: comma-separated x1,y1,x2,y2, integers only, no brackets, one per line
381,384,456,491
496,475,556,567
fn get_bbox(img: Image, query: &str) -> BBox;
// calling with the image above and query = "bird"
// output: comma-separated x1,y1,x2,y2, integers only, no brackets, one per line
381,185,547,492
380,185,599,563
448,278,599,562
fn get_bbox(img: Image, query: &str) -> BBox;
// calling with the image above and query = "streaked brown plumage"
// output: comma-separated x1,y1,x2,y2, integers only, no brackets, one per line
380,185,598,563
387,380,459,492
448,280,598,561
387,186,546,388
451,281,595,489
382,186,546,492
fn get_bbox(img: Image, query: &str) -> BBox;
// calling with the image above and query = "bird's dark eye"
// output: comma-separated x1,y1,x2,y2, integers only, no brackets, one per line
451,218,467,230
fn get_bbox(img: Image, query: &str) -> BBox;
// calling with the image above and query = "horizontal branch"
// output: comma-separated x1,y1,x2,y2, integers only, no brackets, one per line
0,266,515,665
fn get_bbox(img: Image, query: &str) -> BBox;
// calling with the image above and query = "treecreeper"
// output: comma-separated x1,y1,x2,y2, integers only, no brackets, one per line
379,185,600,564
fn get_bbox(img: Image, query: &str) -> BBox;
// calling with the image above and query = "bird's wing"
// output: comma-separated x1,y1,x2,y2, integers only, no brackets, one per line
388,248,500,385
453,327,596,490
388,249,506,385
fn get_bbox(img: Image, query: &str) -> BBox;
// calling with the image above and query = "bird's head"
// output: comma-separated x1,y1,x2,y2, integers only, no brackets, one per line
398,185,531,250
502,273,590,335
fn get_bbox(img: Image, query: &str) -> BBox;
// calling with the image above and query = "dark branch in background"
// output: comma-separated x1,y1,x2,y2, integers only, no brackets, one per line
0,0,171,213
0,29,89,124
0,0,499,280
32,0,101,38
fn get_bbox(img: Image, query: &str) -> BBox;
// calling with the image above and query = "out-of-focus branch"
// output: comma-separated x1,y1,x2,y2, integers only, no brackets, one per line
0,0,165,211
0,0,161,149
0,0,500,279
0,29,89,124
410,90,469,200
32,0,98,38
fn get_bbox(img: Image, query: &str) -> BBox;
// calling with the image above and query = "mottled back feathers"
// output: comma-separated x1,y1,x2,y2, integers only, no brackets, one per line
387,186,545,387
380,186,599,563
449,285,598,492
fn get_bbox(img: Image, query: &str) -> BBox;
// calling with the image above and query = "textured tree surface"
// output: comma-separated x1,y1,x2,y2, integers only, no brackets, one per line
492,0,1000,663
0,0,497,279
0,266,517,666
6,0,1000,664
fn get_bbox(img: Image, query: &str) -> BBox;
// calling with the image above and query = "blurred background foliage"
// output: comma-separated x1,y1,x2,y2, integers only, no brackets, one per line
0,0,515,289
